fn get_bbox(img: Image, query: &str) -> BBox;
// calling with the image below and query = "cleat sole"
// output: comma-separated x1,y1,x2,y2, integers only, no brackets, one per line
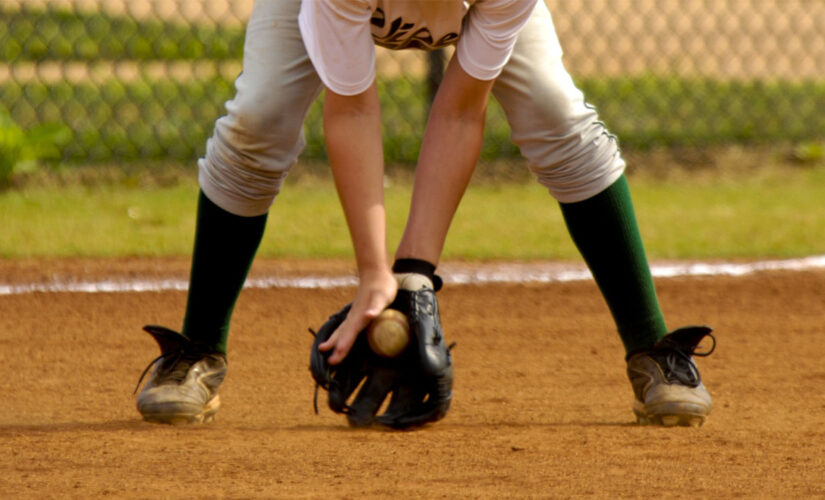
140,396,220,425
634,410,707,427
633,398,709,427
660,415,680,427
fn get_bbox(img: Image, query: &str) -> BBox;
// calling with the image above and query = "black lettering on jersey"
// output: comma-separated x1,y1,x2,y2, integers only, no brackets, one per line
371,8,385,28
370,8,459,51
381,27,434,50
435,32,460,46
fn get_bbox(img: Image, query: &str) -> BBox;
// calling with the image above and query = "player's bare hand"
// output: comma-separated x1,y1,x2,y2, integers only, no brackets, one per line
319,269,397,364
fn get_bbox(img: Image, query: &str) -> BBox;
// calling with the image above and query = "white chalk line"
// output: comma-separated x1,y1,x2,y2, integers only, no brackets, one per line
2,255,825,296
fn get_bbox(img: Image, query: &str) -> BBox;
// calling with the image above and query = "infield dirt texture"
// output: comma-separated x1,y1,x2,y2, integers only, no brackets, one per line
1,258,824,498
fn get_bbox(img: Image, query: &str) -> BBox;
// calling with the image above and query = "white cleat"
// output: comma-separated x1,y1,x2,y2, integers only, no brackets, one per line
627,326,715,428
135,325,227,425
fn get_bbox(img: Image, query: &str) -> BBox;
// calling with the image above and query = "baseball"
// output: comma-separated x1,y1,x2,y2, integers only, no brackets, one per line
367,309,410,358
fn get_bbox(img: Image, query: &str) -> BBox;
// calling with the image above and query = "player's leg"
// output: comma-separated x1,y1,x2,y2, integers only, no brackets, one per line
493,1,713,426
184,0,322,355
135,0,324,424
493,2,662,352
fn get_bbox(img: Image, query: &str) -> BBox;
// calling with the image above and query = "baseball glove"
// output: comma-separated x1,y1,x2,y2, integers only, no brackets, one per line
309,287,453,429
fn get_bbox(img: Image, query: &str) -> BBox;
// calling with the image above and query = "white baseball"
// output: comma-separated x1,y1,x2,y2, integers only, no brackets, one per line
367,309,410,358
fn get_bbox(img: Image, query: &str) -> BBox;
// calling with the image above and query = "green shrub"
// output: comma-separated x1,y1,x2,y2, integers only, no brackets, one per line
4,67,825,165
0,109,72,186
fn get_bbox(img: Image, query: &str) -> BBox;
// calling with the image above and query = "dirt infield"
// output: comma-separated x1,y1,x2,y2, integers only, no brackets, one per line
2,259,825,498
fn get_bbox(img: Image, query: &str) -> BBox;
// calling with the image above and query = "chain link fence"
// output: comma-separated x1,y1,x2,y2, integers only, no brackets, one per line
2,0,824,167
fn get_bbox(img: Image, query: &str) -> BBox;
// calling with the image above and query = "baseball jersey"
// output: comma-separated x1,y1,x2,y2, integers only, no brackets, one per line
299,0,538,95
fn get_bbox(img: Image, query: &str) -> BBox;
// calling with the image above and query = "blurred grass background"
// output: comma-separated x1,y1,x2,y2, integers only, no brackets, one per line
2,1,825,261
2,153,823,259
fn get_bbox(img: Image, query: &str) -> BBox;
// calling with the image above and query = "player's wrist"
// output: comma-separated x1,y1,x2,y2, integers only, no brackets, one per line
356,261,393,280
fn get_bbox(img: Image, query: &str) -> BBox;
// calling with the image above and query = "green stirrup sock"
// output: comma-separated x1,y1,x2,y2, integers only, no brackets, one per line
559,175,667,356
181,191,268,354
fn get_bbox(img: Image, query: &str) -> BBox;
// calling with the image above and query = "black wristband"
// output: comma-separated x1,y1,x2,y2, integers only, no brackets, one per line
392,258,436,279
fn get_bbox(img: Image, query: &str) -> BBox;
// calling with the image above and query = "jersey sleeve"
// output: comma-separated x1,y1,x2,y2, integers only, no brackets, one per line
456,0,539,81
298,0,378,96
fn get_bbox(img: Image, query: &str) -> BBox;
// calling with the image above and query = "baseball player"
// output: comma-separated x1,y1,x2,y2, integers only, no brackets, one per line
134,0,715,428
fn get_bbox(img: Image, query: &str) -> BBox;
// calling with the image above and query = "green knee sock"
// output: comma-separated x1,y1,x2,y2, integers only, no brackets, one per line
559,175,667,356
181,191,268,354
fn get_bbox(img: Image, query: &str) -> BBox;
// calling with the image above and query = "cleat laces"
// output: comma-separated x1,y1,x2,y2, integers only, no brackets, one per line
651,332,716,387
133,348,208,394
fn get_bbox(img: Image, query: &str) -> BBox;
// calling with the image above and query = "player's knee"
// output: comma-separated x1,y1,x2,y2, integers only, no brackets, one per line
197,90,307,216
198,152,289,217
524,119,627,204
227,90,304,147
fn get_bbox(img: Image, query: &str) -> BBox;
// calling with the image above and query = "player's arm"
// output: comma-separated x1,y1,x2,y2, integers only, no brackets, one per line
395,55,495,265
395,0,536,265
323,81,386,281
319,81,397,365
299,0,396,364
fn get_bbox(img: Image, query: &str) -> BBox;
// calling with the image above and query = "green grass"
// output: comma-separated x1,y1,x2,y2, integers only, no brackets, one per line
450,166,825,259
629,173,825,259
2,164,824,259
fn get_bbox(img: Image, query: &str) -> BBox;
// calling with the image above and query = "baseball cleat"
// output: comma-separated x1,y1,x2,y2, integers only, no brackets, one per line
626,326,716,427
134,325,227,425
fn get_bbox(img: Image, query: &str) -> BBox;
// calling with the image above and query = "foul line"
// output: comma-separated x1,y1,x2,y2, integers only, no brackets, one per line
2,255,825,296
